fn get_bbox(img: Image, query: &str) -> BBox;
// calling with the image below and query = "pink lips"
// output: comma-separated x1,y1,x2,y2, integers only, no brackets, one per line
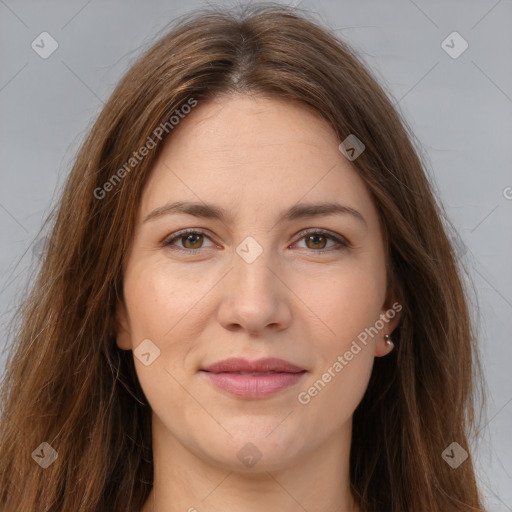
200,357,306,399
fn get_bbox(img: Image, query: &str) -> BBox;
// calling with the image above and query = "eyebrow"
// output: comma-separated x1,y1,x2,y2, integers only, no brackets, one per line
143,200,367,227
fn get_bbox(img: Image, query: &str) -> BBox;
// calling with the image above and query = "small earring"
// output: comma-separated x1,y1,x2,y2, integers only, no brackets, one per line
384,334,394,350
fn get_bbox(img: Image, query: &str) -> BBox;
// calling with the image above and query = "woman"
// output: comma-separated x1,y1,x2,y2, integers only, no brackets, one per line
0,3,487,511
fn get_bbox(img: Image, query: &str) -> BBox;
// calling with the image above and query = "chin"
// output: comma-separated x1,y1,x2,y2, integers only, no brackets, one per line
191,424,307,472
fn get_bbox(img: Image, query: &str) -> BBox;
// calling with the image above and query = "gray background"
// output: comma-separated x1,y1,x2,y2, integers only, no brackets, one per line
0,0,511,509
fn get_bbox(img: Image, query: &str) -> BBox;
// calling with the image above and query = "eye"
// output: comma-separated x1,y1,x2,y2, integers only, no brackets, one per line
162,228,349,254
292,229,349,253
162,229,215,252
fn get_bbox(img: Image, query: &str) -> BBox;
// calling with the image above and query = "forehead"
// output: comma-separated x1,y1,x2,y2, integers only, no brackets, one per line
161,94,339,158
140,95,378,228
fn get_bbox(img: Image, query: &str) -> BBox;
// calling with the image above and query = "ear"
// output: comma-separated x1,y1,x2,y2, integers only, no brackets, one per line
375,288,402,357
115,300,133,351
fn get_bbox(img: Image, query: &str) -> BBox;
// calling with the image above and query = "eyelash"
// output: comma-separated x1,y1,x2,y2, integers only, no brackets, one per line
162,228,349,254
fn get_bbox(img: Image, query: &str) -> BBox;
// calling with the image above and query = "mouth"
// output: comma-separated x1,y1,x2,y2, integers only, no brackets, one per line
200,357,307,399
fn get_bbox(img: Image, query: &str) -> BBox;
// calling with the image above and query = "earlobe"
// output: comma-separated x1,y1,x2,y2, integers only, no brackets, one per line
383,298,402,334
115,300,132,350
375,295,402,357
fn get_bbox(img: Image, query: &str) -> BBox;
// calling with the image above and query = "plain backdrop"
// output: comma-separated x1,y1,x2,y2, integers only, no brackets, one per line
0,0,511,510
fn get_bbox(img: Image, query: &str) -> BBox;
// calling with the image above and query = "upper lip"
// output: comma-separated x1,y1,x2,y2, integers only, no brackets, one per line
201,357,306,374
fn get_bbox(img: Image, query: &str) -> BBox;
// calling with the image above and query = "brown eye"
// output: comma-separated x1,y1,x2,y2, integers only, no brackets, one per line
305,233,328,250
294,229,348,253
163,230,214,252
181,233,204,249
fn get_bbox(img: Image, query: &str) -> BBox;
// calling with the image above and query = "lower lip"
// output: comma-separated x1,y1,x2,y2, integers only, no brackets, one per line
201,371,306,398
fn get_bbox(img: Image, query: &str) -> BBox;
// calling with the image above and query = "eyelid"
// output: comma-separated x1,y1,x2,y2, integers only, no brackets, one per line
161,228,217,251
162,227,350,253
293,228,351,249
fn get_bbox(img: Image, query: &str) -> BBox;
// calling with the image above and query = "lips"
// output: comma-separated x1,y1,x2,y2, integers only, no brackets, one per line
200,357,307,399
202,357,305,374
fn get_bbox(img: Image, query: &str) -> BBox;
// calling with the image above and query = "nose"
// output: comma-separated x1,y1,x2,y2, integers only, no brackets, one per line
216,240,292,336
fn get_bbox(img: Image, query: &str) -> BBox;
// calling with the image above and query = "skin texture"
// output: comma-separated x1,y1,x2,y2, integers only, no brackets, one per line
116,95,401,512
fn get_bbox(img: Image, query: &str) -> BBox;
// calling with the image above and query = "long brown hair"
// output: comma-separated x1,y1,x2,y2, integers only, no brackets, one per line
0,3,487,511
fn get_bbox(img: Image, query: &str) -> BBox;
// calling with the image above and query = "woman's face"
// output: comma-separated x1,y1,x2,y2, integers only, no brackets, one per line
116,95,400,472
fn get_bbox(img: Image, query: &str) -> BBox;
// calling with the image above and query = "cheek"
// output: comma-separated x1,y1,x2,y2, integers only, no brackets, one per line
297,318,375,434
122,263,207,429
293,258,383,420
123,258,211,341
120,265,188,394
297,259,386,345
298,348,373,445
